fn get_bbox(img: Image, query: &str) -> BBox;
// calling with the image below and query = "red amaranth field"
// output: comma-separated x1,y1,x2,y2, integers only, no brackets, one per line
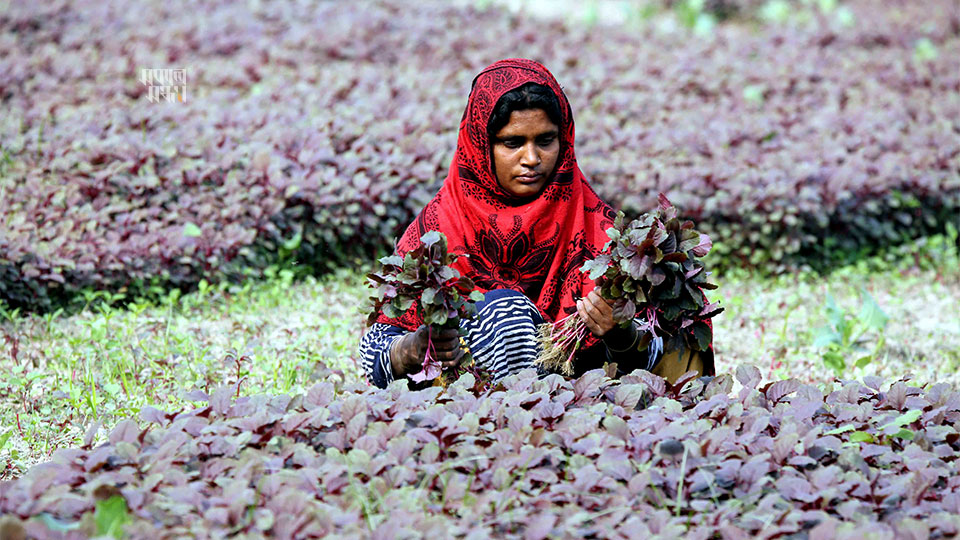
2,368,959,537
1,0,958,310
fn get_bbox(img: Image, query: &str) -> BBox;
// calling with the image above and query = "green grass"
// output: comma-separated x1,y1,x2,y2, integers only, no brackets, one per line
1,244,958,480
0,267,370,480
714,263,960,385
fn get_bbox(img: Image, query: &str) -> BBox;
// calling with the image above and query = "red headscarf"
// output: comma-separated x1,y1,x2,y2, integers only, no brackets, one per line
378,58,617,331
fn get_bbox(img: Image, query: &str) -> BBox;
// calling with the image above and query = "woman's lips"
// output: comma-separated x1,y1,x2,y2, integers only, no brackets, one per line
516,174,542,183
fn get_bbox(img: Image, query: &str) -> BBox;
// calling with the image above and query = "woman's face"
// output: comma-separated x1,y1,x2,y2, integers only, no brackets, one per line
491,108,560,198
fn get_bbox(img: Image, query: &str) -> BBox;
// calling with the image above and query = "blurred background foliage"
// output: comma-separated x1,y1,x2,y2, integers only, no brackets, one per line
0,0,957,313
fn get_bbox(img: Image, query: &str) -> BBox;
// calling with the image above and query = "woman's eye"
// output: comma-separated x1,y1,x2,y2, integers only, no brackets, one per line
537,136,556,146
503,140,522,149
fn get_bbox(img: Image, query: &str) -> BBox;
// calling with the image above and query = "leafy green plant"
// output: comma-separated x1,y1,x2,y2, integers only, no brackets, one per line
913,37,938,63
538,194,723,374
94,494,130,538
0,302,21,324
366,231,485,384
0,145,13,176
0,429,12,454
760,0,854,26
673,0,718,35
813,288,888,376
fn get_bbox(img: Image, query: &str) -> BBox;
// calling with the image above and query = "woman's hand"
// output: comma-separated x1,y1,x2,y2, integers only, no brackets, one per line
390,325,468,377
577,289,616,337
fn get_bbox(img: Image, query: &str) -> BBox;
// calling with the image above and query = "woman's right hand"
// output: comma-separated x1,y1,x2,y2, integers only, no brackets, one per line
390,325,467,377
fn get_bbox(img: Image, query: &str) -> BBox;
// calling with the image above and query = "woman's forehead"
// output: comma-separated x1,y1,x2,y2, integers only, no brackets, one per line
495,109,560,136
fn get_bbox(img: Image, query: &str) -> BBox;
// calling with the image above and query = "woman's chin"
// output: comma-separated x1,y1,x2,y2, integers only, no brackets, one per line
503,180,547,199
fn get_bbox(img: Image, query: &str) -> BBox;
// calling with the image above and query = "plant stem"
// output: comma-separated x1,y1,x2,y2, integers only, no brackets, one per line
674,446,688,517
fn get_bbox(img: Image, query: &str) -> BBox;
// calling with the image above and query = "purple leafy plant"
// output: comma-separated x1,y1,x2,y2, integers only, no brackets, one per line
366,231,486,385
537,193,723,375
4,367,960,538
3,0,958,312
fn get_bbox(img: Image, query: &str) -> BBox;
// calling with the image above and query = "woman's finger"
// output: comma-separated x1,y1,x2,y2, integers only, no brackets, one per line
583,296,607,323
441,348,468,370
435,335,465,360
587,290,613,316
580,297,615,337
435,328,461,340
589,289,615,307
419,327,459,351
432,338,459,353
588,291,617,333
430,344,456,361
577,299,600,334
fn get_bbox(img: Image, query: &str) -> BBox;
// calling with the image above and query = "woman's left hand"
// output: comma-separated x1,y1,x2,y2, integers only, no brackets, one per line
577,289,616,337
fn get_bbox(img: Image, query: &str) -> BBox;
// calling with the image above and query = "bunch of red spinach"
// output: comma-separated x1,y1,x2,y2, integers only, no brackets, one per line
366,231,486,385
538,193,723,375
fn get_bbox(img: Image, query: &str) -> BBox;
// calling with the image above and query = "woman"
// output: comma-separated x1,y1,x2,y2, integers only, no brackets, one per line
360,59,708,388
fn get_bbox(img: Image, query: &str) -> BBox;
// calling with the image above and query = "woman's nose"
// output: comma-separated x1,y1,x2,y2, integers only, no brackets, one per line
521,144,540,167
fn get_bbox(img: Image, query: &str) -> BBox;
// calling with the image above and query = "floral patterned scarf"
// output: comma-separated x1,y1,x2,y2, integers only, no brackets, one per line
378,58,617,331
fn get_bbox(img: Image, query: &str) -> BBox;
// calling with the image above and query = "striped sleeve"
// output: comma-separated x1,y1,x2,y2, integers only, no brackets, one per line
358,323,407,389
461,291,547,381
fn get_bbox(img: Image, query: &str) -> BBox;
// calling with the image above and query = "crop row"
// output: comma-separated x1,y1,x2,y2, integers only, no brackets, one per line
2,0,958,310
2,366,958,537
